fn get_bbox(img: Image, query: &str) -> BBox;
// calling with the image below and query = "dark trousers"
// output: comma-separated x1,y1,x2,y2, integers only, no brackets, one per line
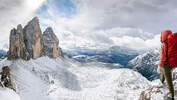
161,64,174,98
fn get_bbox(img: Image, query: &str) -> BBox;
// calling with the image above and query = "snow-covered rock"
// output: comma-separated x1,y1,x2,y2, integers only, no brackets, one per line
139,80,177,100
0,66,14,90
127,48,160,80
0,56,150,100
139,68,177,100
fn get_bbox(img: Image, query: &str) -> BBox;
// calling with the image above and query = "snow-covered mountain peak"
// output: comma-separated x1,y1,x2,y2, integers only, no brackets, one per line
127,48,160,80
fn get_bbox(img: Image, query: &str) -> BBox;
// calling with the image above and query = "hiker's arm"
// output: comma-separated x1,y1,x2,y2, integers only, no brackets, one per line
159,43,167,67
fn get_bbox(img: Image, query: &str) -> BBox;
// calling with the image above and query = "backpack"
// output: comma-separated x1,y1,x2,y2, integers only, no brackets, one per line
166,32,177,68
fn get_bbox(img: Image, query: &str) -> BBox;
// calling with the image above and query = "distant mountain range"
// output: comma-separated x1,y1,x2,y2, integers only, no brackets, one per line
0,50,6,60
64,46,139,67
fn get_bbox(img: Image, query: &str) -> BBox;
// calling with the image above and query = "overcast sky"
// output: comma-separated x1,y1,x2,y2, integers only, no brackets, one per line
1,0,177,50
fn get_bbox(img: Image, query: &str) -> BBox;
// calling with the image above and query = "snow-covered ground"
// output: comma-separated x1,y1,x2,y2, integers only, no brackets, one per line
0,87,20,100
0,56,151,100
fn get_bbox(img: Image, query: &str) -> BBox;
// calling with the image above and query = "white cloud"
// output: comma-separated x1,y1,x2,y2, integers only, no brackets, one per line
111,34,160,50
48,26,161,50
1,0,172,51
0,0,45,44
36,0,175,51
69,0,177,33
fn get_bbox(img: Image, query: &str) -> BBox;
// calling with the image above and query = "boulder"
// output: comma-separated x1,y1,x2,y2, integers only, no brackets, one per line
42,27,59,58
23,17,43,59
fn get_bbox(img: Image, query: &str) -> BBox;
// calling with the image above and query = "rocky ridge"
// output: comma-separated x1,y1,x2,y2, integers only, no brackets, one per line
7,17,62,60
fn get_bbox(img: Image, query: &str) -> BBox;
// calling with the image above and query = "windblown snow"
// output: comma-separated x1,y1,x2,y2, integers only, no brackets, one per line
0,56,151,100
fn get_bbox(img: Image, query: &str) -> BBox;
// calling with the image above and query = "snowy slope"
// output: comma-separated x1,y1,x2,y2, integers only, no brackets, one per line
0,87,20,100
0,56,150,100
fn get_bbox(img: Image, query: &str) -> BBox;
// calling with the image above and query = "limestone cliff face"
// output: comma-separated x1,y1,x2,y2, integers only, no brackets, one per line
42,27,59,58
8,25,29,60
23,17,43,59
8,17,61,60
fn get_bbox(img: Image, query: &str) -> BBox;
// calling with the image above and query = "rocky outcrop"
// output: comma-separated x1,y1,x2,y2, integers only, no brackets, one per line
0,66,14,91
23,17,43,59
42,27,60,58
139,69,177,100
139,85,163,100
7,17,61,60
139,85,177,100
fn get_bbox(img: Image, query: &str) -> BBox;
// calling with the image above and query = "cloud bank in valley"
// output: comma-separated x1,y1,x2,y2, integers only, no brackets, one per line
1,0,177,50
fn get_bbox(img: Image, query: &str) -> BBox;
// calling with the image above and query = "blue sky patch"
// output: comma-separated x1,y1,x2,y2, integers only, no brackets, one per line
36,0,77,18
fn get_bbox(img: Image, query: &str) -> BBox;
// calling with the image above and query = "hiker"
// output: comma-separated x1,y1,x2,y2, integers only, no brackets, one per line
157,30,177,100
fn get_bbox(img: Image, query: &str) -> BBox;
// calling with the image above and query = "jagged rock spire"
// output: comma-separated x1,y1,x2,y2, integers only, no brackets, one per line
8,24,29,60
23,17,43,59
43,27,60,58
7,17,61,60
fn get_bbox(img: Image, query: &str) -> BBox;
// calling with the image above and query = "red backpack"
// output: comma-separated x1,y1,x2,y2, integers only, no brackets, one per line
167,32,177,68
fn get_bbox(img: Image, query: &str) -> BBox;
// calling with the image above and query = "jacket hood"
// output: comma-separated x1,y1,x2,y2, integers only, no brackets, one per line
161,30,172,43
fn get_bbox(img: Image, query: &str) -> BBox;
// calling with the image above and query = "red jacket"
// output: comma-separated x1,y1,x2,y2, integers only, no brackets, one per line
159,30,172,67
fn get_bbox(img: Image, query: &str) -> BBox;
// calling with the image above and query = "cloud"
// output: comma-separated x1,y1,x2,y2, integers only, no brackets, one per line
110,34,160,50
45,26,160,50
68,0,177,33
36,0,172,50
0,0,45,44
0,0,173,51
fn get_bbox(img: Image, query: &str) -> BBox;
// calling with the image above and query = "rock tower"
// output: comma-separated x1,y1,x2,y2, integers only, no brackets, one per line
7,17,61,60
